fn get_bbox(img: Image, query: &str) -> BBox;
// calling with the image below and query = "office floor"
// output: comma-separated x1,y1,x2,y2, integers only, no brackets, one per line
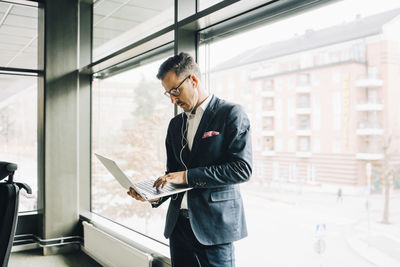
9,249,101,267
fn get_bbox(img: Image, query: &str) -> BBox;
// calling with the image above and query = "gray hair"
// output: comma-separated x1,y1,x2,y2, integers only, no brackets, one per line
156,52,201,80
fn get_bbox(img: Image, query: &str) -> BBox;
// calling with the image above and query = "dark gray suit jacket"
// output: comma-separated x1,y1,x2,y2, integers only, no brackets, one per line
153,95,252,246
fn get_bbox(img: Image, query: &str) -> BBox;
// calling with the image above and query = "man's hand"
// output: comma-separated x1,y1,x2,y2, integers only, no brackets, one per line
153,171,187,189
127,187,159,203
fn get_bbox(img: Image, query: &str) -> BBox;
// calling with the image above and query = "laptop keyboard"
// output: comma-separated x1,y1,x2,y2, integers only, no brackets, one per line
135,179,176,196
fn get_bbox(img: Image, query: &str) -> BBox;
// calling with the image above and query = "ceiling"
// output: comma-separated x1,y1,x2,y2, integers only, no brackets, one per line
0,0,175,70
92,0,173,60
0,1,38,70
0,0,173,100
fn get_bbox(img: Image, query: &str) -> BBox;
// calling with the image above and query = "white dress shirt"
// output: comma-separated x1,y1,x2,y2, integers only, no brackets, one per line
180,94,212,210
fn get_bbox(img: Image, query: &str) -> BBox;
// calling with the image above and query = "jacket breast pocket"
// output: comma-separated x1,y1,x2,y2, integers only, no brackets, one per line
199,134,223,157
201,133,222,143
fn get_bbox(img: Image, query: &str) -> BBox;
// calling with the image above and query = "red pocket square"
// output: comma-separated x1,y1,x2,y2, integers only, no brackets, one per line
202,131,220,139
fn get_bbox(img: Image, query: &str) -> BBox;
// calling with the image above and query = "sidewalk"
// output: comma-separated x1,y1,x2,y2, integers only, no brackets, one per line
347,217,400,267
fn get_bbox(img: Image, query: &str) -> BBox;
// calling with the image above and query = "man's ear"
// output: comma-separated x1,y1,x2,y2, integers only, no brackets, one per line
191,74,199,88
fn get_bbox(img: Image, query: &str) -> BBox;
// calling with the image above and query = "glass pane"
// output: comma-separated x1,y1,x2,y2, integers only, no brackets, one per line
0,74,38,212
92,56,173,243
0,2,39,69
93,0,174,61
199,1,400,266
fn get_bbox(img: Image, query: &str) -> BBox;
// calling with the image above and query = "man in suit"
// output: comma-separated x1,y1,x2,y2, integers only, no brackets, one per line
128,52,252,267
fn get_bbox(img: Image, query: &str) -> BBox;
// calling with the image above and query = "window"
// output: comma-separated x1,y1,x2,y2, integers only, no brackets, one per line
289,163,297,182
311,94,320,130
91,56,173,244
298,137,310,152
307,163,317,183
199,1,400,265
298,115,310,130
263,136,274,151
263,79,274,90
0,74,38,212
288,97,295,130
298,94,310,108
298,73,310,85
263,98,273,110
332,91,342,130
262,117,273,130
332,138,342,153
0,1,41,212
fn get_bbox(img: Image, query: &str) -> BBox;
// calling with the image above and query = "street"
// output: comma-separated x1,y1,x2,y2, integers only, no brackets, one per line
235,183,400,267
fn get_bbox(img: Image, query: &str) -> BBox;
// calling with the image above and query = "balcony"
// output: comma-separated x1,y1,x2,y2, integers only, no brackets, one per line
262,150,275,156
356,144,384,160
262,130,275,136
295,85,311,93
356,102,384,111
357,123,383,135
261,91,275,97
355,75,383,88
356,128,384,135
357,120,383,135
296,152,312,158
296,130,311,136
296,107,311,114
356,153,384,160
262,110,275,117
356,103,384,111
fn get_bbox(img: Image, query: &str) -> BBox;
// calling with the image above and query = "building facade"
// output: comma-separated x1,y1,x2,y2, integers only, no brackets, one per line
210,10,400,188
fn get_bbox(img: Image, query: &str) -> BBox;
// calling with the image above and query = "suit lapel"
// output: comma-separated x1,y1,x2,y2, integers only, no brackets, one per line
189,96,218,163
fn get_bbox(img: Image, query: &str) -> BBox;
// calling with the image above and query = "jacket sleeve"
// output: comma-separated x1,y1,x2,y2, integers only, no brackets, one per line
151,121,176,208
186,105,253,188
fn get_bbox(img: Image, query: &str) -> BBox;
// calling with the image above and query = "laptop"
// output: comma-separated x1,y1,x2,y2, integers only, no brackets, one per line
94,153,192,201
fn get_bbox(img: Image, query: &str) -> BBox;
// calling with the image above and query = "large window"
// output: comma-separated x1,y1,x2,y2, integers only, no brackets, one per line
91,55,173,243
200,1,400,266
0,0,40,212
0,74,38,212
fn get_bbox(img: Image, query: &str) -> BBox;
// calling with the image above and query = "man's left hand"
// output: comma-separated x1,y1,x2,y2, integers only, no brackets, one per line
153,171,187,189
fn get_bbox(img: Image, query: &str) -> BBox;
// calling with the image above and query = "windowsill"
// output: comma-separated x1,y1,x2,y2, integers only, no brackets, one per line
79,210,170,264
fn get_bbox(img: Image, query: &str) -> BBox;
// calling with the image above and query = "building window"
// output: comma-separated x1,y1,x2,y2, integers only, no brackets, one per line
307,164,317,183
298,73,310,85
298,94,310,108
289,163,298,182
298,137,310,152
332,91,342,130
298,115,310,130
263,136,274,151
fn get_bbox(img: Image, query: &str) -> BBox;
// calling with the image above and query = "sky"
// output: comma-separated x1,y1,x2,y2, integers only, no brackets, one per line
205,0,400,68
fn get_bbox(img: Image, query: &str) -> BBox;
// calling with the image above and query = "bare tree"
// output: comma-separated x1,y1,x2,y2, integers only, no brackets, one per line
380,136,400,224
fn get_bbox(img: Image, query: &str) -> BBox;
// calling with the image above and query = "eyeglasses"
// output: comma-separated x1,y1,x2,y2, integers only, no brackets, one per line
164,75,190,98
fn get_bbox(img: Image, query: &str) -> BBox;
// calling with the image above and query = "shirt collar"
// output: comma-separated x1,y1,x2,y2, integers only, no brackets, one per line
185,94,213,118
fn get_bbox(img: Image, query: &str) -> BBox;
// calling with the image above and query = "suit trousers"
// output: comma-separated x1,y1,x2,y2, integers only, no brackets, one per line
169,211,235,267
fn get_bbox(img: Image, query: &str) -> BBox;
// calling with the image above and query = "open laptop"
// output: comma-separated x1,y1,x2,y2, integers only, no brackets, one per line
95,153,192,201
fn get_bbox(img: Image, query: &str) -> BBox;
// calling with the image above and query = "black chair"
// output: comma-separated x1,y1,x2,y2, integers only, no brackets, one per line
0,162,31,267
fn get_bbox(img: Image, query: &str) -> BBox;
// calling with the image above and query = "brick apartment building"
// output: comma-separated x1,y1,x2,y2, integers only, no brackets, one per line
210,9,400,188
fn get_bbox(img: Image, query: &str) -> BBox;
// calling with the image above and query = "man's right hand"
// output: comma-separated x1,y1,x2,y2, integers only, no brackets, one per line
127,187,160,203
